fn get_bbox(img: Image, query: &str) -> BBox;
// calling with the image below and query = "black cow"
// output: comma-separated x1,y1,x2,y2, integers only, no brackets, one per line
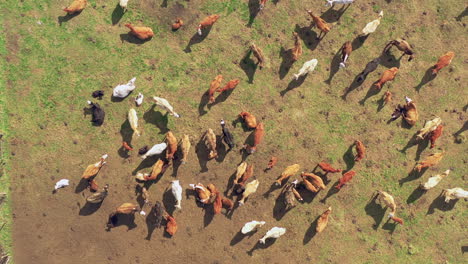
87,101,105,126
357,57,380,83
92,90,104,99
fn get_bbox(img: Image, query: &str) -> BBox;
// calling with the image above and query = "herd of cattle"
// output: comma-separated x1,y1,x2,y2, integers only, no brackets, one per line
52,0,467,246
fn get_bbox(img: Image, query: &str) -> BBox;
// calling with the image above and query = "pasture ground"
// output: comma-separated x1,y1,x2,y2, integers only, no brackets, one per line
1,0,467,263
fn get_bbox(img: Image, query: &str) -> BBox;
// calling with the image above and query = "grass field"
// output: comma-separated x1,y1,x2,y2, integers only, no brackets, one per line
1,0,467,263
0,14,13,260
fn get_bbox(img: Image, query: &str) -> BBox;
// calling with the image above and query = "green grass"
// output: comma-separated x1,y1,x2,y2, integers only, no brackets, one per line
0,16,12,258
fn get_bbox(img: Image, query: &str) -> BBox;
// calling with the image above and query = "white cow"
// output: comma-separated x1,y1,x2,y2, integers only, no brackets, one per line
119,0,129,10
113,77,136,98
171,180,183,210
153,96,180,118
442,188,468,202
54,179,70,190
293,59,318,80
241,221,266,234
135,93,144,107
420,170,450,190
361,11,384,36
140,142,167,159
259,227,286,244
128,108,140,137
326,0,354,7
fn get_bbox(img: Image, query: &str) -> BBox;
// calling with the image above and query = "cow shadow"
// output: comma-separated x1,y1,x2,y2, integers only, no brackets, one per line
247,0,261,27
231,230,256,246
427,193,458,215
195,135,209,172
111,4,125,25
351,35,368,50
381,219,397,234
365,194,386,230
400,132,429,161
376,94,388,112
119,34,151,45
119,119,133,158
280,75,307,96
379,52,401,69
78,201,103,216
232,116,254,132
399,168,428,186
341,74,365,100
320,181,340,203
312,170,332,186
454,121,468,141
143,105,169,134
110,95,126,102
321,5,349,23
82,106,104,127
171,149,183,177
132,155,160,175
209,88,235,109
303,215,320,244
243,128,256,147
184,27,212,53
58,12,81,26
240,49,258,84
359,85,381,105
295,184,319,204
145,206,161,240
247,238,277,256
406,187,426,204
225,170,238,197
324,49,342,84
455,7,468,21
82,106,93,118
107,214,137,232
414,67,436,92
278,47,295,80
343,144,355,171
401,118,414,130
204,204,215,227
75,178,89,193
163,188,177,216
135,185,147,209
272,192,293,220
215,135,228,163
198,92,210,116
462,246,468,254
294,24,319,51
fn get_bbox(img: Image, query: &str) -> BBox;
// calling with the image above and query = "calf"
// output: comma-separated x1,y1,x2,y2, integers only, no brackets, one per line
172,18,183,31
92,90,104,99
432,51,455,75
251,43,266,69
244,122,265,154
197,14,220,35
335,170,356,190
306,10,330,39
339,41,352,68
291,32,303,62
354,140,365,162
87,101,105,126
